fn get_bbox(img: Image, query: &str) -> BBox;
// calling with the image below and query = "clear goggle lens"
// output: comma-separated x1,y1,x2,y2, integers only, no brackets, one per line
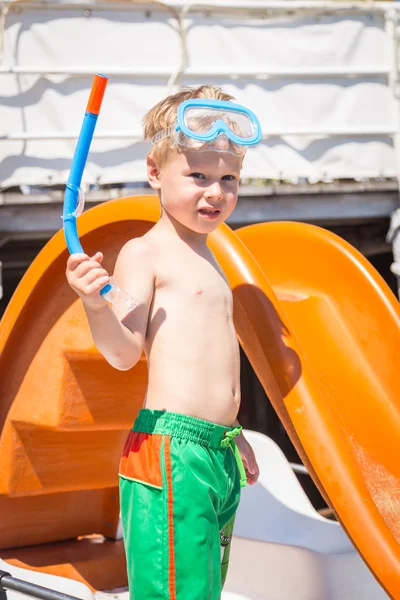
182,106,256,140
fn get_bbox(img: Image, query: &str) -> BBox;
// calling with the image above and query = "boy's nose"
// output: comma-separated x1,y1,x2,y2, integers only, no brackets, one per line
205,182,223,200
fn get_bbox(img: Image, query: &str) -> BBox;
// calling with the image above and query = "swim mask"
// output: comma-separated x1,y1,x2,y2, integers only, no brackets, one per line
151,99,262,157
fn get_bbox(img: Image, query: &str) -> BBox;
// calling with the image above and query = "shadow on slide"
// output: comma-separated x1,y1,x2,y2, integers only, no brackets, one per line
0,196,399,596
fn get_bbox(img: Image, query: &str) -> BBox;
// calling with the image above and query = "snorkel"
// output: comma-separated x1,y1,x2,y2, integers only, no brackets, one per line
63,74,136,313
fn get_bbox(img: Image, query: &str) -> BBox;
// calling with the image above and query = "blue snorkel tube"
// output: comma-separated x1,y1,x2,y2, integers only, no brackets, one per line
63,74,106,255
63,74,136,313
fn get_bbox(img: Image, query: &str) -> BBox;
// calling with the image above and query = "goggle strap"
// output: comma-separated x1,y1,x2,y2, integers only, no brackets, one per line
151,123,176,146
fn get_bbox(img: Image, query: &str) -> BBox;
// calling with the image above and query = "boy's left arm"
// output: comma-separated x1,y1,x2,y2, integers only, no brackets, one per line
233,420,260,485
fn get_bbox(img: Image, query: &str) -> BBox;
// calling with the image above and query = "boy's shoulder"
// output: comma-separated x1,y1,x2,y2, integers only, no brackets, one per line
118,231,159,262
114,232,161,281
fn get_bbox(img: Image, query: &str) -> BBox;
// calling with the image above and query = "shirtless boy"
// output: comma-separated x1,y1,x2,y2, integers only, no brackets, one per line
66,85,260,599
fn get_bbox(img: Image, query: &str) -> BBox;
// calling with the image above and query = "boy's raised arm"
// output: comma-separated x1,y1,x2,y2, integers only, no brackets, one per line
112,237,156,352
66,238,155,371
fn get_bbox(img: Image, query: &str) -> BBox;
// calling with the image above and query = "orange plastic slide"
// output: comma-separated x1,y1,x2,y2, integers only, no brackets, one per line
233,222,400,598
0,196,400,596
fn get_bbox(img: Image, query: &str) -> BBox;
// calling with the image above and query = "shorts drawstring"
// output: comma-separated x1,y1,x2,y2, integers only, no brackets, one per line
221,426,247,487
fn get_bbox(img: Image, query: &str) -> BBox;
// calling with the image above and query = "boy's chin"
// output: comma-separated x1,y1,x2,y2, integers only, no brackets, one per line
168,210,224,235
191,218,222,234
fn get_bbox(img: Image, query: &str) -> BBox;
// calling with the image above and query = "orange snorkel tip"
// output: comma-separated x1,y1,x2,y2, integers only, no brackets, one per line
86,73,108,115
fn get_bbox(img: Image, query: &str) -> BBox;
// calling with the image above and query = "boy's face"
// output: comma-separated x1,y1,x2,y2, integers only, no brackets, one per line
147,149,242,235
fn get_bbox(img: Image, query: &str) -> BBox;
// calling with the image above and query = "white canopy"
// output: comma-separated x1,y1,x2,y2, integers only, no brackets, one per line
0,0,398,187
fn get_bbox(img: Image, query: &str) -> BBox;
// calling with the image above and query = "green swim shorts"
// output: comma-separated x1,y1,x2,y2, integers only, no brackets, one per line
119,409,246,599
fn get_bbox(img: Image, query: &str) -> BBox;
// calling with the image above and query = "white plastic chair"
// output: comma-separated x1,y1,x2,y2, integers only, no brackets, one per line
224,430,388,600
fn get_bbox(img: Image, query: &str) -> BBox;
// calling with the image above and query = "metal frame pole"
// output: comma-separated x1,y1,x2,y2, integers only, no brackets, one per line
385,8,400,298
0,570,81,600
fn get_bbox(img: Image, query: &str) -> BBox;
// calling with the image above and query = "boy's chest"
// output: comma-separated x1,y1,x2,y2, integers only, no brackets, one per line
156,252,233,306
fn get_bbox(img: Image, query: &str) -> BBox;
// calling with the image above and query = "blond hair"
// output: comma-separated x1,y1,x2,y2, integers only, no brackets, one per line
143,85,235,167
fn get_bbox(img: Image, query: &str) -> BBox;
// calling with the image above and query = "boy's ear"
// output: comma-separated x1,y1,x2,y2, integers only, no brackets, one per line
146,154,161,191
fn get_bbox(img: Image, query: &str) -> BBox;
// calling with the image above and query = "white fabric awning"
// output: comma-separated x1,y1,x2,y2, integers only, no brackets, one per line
0,1,398,187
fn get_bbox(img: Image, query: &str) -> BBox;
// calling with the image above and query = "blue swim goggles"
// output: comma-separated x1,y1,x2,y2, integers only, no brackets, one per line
151,99,262,157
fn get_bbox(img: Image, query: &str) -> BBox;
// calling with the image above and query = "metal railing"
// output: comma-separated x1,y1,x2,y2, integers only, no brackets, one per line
0,570,81,600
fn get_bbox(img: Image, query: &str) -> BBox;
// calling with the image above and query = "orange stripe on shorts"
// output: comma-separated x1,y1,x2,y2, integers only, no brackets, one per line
164,436,176,599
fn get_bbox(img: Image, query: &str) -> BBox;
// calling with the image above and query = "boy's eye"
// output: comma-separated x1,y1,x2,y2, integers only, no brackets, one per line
190,173,206,180
222,175,236,181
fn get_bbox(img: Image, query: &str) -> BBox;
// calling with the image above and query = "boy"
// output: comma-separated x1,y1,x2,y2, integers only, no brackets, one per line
66,85,260,599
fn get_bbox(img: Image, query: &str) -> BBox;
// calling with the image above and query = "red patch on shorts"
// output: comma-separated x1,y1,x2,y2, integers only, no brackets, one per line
119,431,163,488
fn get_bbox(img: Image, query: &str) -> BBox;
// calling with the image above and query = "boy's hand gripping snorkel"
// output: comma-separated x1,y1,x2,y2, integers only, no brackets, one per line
63,74,136,314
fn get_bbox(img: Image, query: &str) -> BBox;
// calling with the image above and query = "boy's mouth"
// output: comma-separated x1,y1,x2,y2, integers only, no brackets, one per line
198,208,221,218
